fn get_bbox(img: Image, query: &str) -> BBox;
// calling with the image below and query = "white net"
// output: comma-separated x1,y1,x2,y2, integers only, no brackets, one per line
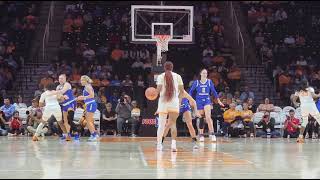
155,35,171,65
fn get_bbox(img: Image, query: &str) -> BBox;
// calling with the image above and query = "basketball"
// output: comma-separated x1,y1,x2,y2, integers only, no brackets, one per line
145,87,158,100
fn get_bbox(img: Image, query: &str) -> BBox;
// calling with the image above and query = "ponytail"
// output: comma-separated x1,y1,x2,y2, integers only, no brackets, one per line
163,61,175,102
164,70,175,102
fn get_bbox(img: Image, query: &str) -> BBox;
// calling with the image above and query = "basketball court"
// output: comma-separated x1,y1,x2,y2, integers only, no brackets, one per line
1,136,320,179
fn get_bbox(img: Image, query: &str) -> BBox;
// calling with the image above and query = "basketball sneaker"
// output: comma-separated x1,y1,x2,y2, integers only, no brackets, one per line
60,134,66,140
199,135,205,142
210,134,217,142
74,133,80,141
88,134,99,142
171,140,177,152
157,143,163,151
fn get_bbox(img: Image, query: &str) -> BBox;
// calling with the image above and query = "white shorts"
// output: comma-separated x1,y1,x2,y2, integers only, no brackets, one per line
157,97,180,114
301,103,320,126
42,107,62,122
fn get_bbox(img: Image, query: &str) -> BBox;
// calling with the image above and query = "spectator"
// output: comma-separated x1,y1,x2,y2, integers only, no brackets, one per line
202,46,213,57
34,84,44,99
8,111,23,136
304,115,319,139
27,110,48,136
257,98,275,113
202,53,213,67
0,97,15,121
13,95,27,111
63,14,74,33
83,11,93,23
73,15,83,32
101,103,117,136
6,42,15,55
296,56,307,66
240,85,255,102
284,35,295,45
283,109,300,138
254,32,265,47
82,46,96,61
222,103,241,136
247,98,257,113
213,22,224,35
235,98,243,111
275,8,287,22
115,95,133,136
256,112,280,138
122,75,133,87
143,58,152,72
130,100,141,137
136,75,145,88
0,111,8,135
240,103,254,137
27,98,40,116
131,58,144,74
111,44,124,61
110,75,121,87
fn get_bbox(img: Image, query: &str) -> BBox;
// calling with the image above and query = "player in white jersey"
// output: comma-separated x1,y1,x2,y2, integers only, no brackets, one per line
292,81,320,143
32,83,64,141
155,61,185,151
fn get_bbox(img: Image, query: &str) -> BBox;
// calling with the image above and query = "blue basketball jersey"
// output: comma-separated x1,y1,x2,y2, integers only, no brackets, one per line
189,79,218,100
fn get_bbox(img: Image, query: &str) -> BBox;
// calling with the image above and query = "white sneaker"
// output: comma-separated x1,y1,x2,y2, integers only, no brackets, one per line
250,133,254,138
210,135,217,142
171,140,177,152
192,141,199,150
312,132,316,139
305,133,309,139
157,143,163,151
199,136,205,142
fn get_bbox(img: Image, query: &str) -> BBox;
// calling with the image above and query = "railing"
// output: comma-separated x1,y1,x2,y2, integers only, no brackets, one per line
228,1,245,64
42,1,55,62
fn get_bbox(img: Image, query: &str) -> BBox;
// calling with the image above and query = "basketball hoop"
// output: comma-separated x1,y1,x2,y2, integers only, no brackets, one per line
154,35,172,65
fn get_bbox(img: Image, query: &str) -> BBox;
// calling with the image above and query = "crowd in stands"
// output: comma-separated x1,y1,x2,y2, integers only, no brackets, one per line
1,2,319,139
241,1,320,105
0,1,39,91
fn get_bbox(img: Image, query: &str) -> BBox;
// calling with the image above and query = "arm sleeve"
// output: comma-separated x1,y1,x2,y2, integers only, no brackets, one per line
209,80,219,98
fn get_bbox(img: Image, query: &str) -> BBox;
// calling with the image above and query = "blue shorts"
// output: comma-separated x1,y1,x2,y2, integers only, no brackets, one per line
85,102,97,113
180,103,191,114
196,97,211,110
316,99,320,112
62,101,76,112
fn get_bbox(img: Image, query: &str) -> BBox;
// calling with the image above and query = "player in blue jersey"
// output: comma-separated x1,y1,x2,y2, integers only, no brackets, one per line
161,90,201,151
189,69,224,142
57,74,79,141
76,75,99,141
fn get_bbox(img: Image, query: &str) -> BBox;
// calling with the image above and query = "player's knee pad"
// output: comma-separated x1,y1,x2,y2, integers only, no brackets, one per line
199,117,205,129
67,110,75,124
